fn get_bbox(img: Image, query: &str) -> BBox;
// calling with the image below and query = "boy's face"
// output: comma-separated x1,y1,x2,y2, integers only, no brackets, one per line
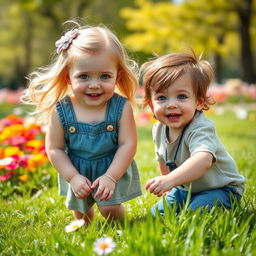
149,73,204,136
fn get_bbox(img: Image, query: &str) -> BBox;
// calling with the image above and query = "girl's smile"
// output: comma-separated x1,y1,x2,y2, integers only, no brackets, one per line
85,93,103,99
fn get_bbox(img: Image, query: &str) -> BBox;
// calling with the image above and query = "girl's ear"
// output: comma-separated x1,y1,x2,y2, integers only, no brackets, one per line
196,97,205,111
116,70,124,83
64,73,70,84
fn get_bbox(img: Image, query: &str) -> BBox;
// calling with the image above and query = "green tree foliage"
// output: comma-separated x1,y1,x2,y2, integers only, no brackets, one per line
121,0,256,83
0,0,136,89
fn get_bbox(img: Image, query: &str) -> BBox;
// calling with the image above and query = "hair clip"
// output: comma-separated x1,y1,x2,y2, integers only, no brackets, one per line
55,29,79,54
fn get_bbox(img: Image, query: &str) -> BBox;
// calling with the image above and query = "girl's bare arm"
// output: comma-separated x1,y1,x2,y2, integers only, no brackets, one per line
45,108,92,198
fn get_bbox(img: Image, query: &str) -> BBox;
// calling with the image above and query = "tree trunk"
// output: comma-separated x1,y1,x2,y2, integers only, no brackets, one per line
236,0,255,83
213,34,224,83
21,14,33,88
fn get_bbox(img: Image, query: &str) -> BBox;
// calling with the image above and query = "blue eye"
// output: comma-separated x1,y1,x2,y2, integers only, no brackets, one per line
177,94,187,100
157,95,167,101
101,74,111,80
79,74,89,80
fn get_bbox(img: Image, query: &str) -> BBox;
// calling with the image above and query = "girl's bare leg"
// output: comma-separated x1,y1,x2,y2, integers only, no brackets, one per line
72,207,94,224
98,204,125,221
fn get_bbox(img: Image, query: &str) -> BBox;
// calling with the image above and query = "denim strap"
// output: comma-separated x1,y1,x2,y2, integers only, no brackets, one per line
105,93,126,126
61,96,77,123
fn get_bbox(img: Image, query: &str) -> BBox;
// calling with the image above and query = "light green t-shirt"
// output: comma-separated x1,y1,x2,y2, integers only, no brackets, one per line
152,111,245,196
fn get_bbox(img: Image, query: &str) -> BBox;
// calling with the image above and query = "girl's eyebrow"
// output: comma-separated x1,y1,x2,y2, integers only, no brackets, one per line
77,70,114,74
177,89,190,93
101,71,114,74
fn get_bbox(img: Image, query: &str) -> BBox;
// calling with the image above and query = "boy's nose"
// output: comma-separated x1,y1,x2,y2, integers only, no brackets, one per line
166,100,178,109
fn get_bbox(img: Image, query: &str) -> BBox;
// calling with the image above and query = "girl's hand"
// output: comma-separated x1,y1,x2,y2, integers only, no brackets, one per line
69,174,93,199
145,176,172,197
91,175,116,201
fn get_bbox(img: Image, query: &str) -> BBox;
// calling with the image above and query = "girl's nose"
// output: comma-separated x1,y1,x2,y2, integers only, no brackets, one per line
88,83,100,89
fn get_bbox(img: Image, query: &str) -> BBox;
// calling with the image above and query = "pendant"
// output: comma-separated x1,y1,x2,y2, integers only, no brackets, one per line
166,160,177,172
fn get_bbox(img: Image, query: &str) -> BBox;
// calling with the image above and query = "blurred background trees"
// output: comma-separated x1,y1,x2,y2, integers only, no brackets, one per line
121,0,256,83
0,0,255,89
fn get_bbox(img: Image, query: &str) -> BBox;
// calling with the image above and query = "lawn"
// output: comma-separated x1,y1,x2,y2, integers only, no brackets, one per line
0,105,256,255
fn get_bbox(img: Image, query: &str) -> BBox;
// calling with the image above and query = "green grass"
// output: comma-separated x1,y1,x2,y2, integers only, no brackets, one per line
0,108,256,255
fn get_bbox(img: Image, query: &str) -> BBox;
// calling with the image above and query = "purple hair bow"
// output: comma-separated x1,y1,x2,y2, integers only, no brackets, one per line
55,29,79,54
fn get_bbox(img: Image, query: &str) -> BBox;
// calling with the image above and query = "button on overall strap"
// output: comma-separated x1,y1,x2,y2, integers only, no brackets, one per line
56,96,78,142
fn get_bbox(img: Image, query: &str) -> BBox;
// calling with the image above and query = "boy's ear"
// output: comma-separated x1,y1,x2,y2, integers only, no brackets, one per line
196,98,205,111
148,101,154,112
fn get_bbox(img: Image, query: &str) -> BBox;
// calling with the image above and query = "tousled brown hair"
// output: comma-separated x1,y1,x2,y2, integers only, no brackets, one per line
140,51,214,110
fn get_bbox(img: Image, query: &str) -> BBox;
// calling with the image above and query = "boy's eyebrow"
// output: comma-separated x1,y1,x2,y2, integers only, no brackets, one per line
153,88,193,95
177,89,190,93
152,90,166,94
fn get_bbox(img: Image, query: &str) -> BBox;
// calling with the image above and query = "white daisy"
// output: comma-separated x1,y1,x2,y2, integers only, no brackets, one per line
235,108,248,120
94,237,116,255
65,219,85,232
0,157,14,166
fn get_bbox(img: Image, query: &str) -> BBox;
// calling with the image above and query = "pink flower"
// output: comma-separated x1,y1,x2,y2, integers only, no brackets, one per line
6,161,19,170
4,136,28,147
2,155,19,170
138,112,153,126
19,155,31,167
0,171,16,181
25,127,41,139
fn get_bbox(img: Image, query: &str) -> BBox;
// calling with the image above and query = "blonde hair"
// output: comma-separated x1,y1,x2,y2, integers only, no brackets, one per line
140,51,214,110
21,21,138,124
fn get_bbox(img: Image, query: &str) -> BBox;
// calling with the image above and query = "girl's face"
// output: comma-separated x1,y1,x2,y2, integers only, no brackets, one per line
150,73,204,136
68,50,119,109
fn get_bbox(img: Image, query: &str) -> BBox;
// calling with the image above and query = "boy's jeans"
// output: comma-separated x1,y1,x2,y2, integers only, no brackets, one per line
151,186,241,216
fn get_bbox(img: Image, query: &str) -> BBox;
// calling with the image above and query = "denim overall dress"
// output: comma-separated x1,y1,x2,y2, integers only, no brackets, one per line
56,93,142,214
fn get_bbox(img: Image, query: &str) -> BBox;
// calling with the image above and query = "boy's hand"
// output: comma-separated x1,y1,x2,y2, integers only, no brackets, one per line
69,174,93,199
91,175,116,201
145,176,172,197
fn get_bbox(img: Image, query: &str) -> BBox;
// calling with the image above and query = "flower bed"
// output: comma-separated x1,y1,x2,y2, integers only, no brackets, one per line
0,114,54,198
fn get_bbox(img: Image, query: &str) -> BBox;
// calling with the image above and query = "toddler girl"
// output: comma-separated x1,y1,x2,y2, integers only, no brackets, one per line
22,21,142,222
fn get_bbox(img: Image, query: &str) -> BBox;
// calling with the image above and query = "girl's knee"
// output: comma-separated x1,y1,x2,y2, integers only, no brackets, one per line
72,207,94,224
98,204,125,220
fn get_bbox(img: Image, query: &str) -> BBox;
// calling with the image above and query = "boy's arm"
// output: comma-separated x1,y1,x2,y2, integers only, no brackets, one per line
145,151,213,197
159,162,170,175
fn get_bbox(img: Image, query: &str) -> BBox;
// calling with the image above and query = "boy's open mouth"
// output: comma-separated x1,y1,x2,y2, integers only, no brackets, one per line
166,113,181,121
